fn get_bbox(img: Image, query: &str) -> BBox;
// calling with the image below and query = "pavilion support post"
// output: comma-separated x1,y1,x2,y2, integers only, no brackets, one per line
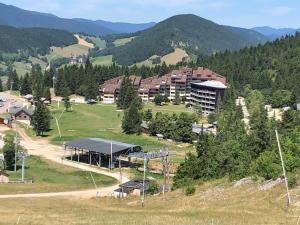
78,149,80,162
89,151,92,165
71,148,73,161
98,154,101,167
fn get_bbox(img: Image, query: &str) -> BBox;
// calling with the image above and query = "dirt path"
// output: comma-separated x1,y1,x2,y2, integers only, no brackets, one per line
0,125,129,199
74,34,94,48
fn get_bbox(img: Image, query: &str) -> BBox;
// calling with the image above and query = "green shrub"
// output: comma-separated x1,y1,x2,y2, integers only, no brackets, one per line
185,185,196,196
148,182,159,195
288,173,297,188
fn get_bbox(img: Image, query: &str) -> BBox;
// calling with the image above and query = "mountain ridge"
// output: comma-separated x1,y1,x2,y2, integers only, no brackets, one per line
99,14,268,65
252,26,300,40
0,3,155,36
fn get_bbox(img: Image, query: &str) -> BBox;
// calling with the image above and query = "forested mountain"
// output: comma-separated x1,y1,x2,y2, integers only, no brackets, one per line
192,33,300,100
74,18,155,33
252,26,300,40
0,26,76,55
99,14,267,65
0,3,115,36
0,3,155,36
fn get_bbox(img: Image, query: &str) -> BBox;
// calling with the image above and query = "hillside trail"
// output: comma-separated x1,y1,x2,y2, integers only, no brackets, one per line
0,125,129,199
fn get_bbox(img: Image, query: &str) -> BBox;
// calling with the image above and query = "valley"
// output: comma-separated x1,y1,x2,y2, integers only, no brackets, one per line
0,1,299,224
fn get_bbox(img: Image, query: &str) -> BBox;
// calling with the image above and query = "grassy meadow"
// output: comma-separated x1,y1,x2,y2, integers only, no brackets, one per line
113,37,135,47
91,55,113,66
36,102,194,164
0,155,116,194
87,36,106,49
0,180,299,225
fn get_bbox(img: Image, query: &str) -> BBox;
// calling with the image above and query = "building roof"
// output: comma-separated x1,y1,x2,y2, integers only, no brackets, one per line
120,179,151,190
193,80,227,89
65,138,139,155
8,106,34,116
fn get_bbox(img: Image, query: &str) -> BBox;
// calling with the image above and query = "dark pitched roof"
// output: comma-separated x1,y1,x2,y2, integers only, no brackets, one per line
8,106,34,116
65,138,139,155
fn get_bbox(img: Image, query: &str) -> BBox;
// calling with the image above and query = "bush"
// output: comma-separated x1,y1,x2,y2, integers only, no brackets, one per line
148,182,159,195
288,173,297,188
185,185,196,196
250,150,281,180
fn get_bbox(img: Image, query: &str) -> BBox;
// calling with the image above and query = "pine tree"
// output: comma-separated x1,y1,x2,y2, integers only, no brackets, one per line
32,102,51,136
117,77,137,109
2,134,15,170
60,75,71,111
122,100,142,134
31,66,45,102
173,91,181,105
20,73,32,95
7,70,19,91
84,58,98,101
143,109,153,122
159,62,168,76
44,88,51,103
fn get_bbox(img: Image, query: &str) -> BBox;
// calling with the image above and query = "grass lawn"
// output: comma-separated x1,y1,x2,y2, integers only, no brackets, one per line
113,37,135,47
0,180,298,225
46,102,194,163
144,102,189,114
0,155,116,194
91,55,113,66
12,62,31,76
29,56,47,70
87,36,106,49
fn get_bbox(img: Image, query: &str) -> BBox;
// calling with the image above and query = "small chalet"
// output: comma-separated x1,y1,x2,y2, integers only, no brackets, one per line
8,106,34,124
113,179,152,198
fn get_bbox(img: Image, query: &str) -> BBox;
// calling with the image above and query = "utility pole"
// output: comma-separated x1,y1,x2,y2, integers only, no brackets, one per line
13,133,20,172
119,158,123,198
110,142,113,170
275,129,291,206
141,156,147,207
20,152,29,181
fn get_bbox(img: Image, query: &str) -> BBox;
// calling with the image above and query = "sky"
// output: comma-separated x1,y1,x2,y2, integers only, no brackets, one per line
1,0,300,28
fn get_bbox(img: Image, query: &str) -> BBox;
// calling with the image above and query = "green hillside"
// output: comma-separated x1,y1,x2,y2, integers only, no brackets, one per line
99,14,267,65
0,25,77,55
196,33,300,99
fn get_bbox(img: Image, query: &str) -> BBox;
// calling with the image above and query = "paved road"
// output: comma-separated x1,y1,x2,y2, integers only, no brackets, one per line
0,125,129,199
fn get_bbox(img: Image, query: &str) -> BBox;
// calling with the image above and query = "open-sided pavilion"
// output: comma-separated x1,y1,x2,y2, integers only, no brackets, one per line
64,138,141,168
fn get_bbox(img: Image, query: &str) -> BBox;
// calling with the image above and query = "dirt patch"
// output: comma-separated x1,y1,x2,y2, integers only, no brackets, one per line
74,34,94,48
258,178,284,191
161,48,188,65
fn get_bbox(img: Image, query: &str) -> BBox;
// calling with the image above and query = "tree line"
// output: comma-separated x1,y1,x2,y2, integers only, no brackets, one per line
173,86,300,189
179,33,300,106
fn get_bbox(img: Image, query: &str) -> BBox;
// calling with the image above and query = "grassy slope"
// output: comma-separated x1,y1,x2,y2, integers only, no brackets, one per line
113,37,135,47
87,36,106,49
0,155,116,194
50,44,90,58
91,55,113,66
45,103,192,163
0,181,298,224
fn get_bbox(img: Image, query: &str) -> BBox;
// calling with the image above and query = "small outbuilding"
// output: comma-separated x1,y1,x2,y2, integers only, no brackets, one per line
8,106,34,124
113,179,152,198
0,171,9,183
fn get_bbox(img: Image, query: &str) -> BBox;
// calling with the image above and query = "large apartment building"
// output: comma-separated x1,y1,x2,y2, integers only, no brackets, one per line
190,81,227,114
100,67,226,105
